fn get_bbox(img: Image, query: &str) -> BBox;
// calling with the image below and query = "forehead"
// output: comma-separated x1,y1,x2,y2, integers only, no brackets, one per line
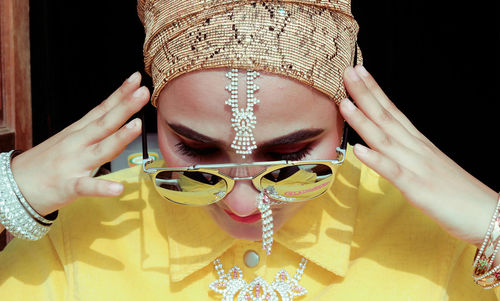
157,69,339,141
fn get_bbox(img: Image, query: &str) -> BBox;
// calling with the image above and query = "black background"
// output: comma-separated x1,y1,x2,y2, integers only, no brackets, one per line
29,1,498,190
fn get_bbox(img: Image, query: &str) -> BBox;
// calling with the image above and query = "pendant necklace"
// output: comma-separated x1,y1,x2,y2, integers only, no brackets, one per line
209,257,308,301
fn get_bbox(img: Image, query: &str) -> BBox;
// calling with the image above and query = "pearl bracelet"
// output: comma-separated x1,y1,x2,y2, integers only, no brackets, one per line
473,193,500,288
0,151,51,240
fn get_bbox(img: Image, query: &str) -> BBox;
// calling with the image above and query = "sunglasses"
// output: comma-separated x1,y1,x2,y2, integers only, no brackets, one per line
141,118,349,206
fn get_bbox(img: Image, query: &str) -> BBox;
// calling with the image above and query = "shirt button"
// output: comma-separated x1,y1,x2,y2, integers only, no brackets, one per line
244,250,260,268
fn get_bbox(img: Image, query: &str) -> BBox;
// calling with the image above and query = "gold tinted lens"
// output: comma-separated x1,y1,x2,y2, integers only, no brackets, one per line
154,170,228,206
260,164,334,202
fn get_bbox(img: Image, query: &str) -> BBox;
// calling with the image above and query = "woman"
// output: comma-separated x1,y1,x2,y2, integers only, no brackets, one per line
0,0,498,299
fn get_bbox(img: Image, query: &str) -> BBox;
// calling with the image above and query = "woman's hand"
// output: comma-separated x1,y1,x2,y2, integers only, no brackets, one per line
10,72,150,216
340,65,498,247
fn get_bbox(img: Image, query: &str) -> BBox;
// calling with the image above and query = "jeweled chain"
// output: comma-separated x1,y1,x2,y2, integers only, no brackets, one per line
209,257,308,301
225,69,260,159
257,192,283,255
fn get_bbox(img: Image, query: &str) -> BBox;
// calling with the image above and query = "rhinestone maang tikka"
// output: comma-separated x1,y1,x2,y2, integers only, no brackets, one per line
225,69,260,159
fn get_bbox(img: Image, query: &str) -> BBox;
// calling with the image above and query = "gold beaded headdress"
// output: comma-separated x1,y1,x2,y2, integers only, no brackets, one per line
137,0,362,107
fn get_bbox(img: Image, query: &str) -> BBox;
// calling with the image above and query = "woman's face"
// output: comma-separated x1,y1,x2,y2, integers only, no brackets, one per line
156,69,343,241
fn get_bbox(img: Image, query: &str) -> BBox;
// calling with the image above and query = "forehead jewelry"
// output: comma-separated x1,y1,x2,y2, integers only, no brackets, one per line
225,69,260,159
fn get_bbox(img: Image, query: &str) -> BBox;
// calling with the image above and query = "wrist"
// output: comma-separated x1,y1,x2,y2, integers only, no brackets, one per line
467,188,499,248
10,151,53,216
0,151,56,240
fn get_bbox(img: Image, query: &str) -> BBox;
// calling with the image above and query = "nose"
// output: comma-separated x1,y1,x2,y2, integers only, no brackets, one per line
222,181,260,216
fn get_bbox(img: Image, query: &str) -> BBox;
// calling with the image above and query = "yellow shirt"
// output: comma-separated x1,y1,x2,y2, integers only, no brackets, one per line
0,146,497,300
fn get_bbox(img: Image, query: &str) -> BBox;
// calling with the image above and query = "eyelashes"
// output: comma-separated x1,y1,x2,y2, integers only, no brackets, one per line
175,141,312,161
175,141,219,159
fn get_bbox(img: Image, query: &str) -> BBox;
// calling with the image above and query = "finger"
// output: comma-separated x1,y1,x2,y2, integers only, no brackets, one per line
353,143,415,194
85,118,142,167
79,86,149,145
340,98,390,150
34,72,144,157
35,72,143,154
344,67,412,134
353,66,399,113
344,67,423,150
340,98,419,166
352,66,427,141
71,72,143,131
66,177,124,198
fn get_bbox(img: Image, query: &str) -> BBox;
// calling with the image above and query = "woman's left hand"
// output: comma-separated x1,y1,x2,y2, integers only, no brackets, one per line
340,65,498,247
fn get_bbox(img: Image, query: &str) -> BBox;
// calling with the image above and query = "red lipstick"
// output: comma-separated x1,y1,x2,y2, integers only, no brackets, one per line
224,209,261,224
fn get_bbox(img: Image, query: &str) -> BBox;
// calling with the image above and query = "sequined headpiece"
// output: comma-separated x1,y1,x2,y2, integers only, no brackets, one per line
137,0,362,107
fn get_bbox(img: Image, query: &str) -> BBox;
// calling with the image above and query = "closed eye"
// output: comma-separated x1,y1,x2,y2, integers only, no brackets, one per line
266,145,312,161
175,141,219,159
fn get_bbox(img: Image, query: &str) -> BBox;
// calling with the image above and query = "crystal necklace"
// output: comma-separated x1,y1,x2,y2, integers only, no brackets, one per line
209,257,308,301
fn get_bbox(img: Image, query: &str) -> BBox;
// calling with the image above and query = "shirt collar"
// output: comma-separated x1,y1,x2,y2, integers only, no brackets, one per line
150,146,360,283
274,147,361,277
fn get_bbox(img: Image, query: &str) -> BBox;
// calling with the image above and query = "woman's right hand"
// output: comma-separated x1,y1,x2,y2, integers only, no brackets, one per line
9,72,150,216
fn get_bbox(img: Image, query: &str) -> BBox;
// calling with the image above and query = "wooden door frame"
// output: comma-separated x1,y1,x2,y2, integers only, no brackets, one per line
0,0,32,152
0,0,32,249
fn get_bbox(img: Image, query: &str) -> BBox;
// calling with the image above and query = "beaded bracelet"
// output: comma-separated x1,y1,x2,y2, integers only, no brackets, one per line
473,193,500,288
0,151,52,240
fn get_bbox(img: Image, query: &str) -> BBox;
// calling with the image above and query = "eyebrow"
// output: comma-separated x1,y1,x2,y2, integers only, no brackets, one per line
168,123,324,147
168,123,222,144
260,128,324,148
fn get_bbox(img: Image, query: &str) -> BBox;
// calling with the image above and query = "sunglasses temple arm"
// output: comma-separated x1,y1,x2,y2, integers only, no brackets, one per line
340,43,359,152
340,122,349,151
140,106,149,160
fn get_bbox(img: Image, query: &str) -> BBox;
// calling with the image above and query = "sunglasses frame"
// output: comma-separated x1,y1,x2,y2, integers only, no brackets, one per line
140,115,349,205
139,43,357,205
142,148,346,205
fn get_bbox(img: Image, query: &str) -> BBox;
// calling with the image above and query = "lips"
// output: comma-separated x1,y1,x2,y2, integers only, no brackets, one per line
224,209,261,224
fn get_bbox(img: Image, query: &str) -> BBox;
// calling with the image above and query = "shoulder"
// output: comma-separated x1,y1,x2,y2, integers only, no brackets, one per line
62,166,145,221
52,165,149,244
354,157,452,249
352,159,490,297
45,166,156,271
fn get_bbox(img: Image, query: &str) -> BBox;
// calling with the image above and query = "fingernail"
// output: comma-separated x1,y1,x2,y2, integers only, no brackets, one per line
109,182,123,195
355,144,368,154
342,98,356,112
356,65,369,77
126,119,137,129
127,71,140,83
347,67,360,81
132,86,145,99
